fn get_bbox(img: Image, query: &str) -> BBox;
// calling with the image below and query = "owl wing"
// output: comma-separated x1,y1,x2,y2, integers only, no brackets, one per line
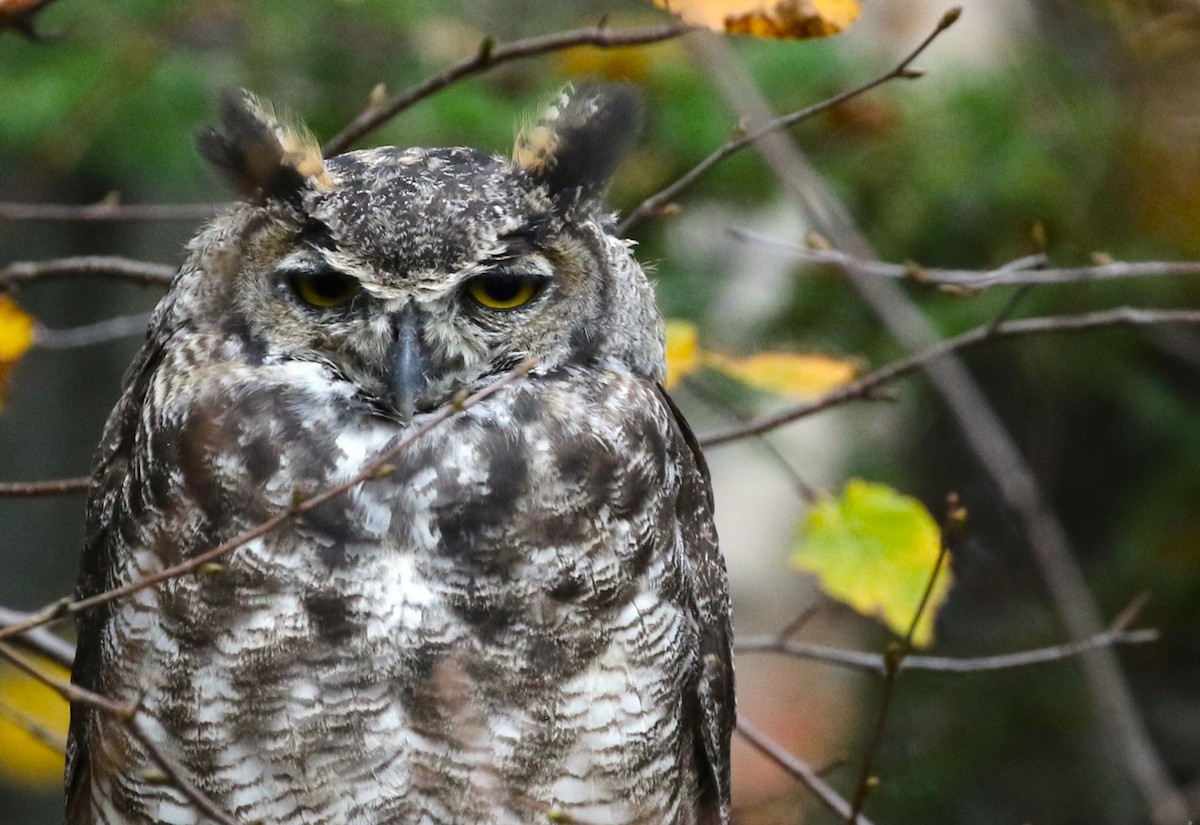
67,330,169,825
659,387,735,825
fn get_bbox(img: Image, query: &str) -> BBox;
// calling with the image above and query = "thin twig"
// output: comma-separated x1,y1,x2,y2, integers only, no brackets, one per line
0,641,126,718
323,22,694,155
124,721,245,825
699,307,1200,447
737,716,875,825
735,626,1159,676
0,201,221,222
0,694,67,755
0,641,243,825
0,358,537,647
0,607,75,669
733,229,1200,291
849,506,954,822
36,312,154,349
681,376,821,503
1,256,175,289
616,10,960,236
0,476,90,496
985,283,1036,335
776,605,823,642
736,637,892,674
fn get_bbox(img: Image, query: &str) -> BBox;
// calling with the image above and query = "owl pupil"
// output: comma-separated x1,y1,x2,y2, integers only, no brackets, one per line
482,278,521,302
310,271,353,299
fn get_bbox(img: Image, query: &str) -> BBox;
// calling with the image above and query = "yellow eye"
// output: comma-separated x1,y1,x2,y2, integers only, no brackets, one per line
466,275,540,310
289,269,360,309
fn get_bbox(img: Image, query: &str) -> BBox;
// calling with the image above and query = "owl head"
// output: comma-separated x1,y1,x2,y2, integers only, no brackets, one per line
178,86,663,420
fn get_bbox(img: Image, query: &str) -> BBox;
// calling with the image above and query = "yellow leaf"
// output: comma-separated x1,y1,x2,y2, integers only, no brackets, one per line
701,350,857,398
664,319,702,390
0,296,33,361
0,296,34,409
653,0,860,38
795,480,952,648
0,658,69,789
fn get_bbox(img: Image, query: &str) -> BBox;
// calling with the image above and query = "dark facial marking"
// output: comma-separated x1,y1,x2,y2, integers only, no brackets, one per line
226,309,268,365
568,321,603,366
297,218,337,251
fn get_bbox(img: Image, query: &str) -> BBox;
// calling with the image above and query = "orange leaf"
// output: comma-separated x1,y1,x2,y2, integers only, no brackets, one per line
0,0,43,14
653,0,860,38
702,350,857,398
0,296,34,408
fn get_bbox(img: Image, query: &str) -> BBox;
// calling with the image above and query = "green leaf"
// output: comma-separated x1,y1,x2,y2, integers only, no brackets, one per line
795,479,951,648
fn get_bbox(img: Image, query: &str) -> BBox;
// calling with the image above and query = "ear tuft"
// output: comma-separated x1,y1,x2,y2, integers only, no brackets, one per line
514,84,641,207
197,91,331,202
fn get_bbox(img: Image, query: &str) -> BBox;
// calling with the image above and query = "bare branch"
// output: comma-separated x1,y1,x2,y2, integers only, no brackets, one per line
696,35,1191,817
617,10,960,235
736,636,889,674
1,256,175,289
0,358,537,647
0,694,67,755
0,476,90,497
0,607,75,669
737,716,875,825
735,627,1159,676
323,22,694,155
699,307,1200,447
36,312,154,349
734,229,1200,290
0,201,221,222
0,640,124,717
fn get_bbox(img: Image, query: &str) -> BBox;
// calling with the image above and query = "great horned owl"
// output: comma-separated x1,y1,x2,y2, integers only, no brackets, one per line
68,87,733,825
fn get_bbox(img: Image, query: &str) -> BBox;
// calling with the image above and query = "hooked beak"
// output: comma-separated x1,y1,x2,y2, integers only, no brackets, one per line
388,306,428,423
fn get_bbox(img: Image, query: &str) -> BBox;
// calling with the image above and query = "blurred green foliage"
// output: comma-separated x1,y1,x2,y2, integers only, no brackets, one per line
2,1,1198,823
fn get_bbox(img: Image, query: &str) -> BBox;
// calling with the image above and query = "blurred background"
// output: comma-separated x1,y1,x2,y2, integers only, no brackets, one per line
1,0,1199,822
